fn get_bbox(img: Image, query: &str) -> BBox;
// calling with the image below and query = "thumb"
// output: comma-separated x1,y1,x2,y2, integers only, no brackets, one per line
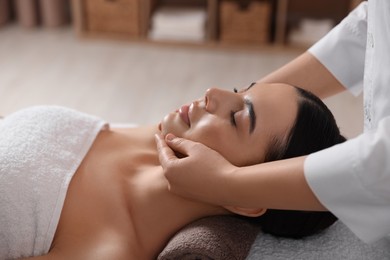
155,133,179,166
164,133,200,157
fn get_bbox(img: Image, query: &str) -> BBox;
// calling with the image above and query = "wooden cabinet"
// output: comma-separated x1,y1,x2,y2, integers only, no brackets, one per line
219,0,271,44
84,0,140,35
0,0,11,27
72,0,272,45
72,0,151,38
72,0,355,46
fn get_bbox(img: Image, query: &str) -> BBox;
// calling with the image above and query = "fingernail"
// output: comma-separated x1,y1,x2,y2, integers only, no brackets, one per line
166,133,176,141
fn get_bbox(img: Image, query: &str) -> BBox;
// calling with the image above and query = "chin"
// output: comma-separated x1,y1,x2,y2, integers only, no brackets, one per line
159,114,172,135
159,113,185,137
159,124,167,136
159,122,176,137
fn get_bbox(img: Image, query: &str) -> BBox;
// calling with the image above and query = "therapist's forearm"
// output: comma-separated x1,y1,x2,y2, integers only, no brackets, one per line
227,156,327,211
258,52,345,99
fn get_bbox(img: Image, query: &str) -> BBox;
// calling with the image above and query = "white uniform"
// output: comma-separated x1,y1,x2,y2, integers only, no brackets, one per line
304,1,390,243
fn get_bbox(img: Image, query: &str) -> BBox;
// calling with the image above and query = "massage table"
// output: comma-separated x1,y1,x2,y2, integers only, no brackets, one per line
158,215,390,260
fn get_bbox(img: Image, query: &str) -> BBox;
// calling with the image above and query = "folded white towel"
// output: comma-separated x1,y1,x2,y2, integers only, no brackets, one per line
149,6,206,42
0,106,107,259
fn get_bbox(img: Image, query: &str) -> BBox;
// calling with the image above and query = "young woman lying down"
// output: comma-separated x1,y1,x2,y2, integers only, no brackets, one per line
0,83,345,259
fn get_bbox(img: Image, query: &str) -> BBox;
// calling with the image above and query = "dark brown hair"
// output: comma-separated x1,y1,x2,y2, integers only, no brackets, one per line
257,86,346,238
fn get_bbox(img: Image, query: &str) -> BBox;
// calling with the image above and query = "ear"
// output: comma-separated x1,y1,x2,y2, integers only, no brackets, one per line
224,206,267,217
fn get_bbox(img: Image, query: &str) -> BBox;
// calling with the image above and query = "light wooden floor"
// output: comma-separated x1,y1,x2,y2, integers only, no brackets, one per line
0,24,363,138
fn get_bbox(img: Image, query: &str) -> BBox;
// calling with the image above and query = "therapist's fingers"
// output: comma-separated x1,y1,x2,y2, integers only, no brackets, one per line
155,133,210,191
155,133,180,165
155,133,195,195
155,133,201,168
164,133,202,157
155,133,234,204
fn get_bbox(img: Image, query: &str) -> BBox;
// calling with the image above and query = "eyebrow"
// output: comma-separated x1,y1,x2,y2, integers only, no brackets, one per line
244,98,256,134
237,82,256,93
245,82,256,92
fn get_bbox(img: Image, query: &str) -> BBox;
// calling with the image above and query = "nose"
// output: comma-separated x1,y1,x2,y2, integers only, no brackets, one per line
204,88,241,114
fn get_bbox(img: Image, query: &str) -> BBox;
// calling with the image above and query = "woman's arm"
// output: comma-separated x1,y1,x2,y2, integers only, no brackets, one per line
259,3,369,99
229,155,326,211
258,51,345,99
155,134,326,211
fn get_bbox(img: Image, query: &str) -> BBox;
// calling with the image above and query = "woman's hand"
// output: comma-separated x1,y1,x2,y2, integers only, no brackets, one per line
155,133,238,206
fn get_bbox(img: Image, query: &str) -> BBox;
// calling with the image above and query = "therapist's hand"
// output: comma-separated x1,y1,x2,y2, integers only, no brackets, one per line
155,133,238,206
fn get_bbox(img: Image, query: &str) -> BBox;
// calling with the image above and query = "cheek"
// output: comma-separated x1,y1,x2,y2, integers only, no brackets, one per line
185,117,244,164
185,116,226,149
184,117,220,145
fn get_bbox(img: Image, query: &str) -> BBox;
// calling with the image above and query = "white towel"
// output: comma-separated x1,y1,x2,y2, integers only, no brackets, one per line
149,7,206,42
0,106,107,259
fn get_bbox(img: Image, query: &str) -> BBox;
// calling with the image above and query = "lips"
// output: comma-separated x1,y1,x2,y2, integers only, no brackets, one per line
179,104,190,126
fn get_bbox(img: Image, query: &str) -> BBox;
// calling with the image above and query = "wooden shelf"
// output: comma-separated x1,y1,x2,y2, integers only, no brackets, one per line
72,0,151,38
71,0,353,47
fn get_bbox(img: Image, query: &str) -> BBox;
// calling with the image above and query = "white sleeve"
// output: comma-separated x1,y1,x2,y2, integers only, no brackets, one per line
308,2,367,96
304,116,390,243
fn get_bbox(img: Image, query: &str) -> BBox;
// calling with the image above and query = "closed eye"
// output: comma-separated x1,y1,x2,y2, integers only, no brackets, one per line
230,111,237,127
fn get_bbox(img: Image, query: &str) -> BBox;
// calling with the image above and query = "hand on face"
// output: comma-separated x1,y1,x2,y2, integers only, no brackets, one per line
154,133,238,206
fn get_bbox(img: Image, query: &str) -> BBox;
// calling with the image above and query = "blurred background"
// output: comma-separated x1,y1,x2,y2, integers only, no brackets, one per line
0,0,364,138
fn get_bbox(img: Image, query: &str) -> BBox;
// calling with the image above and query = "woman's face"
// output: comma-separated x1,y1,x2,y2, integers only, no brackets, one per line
159,83,298,166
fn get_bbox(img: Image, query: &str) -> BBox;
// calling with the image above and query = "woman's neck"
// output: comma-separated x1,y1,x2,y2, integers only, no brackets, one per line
116,126,228,257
